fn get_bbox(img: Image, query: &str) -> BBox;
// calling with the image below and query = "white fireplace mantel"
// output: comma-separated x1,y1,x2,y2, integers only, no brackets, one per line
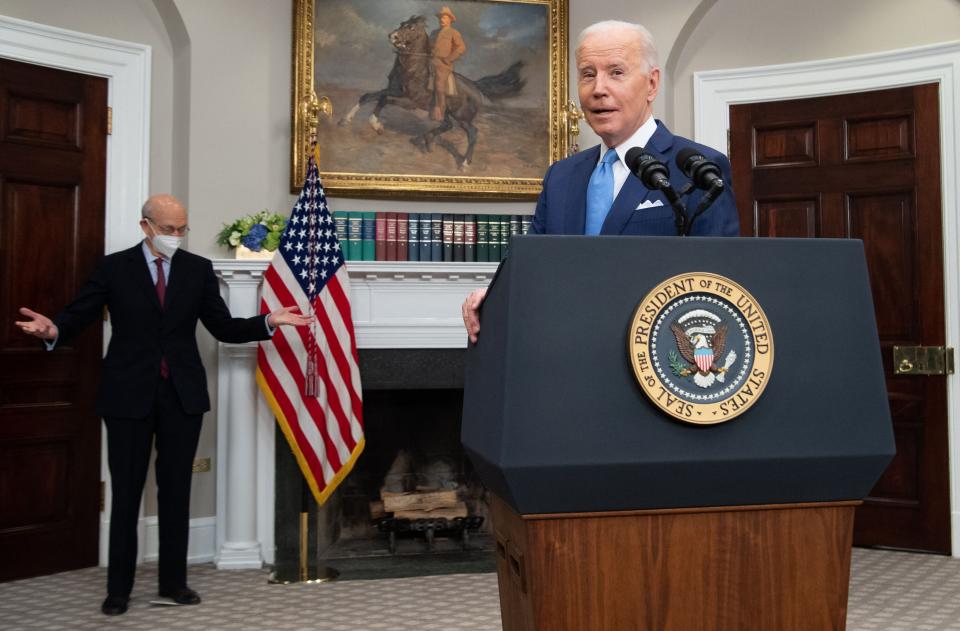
211,259,496,568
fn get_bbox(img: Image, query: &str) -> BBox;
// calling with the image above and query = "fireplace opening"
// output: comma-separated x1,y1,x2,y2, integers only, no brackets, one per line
332,388,491,555
274,380,494,577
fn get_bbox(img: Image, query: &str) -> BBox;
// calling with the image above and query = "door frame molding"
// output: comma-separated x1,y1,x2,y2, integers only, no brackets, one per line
695,41,960,557
0,14,152,567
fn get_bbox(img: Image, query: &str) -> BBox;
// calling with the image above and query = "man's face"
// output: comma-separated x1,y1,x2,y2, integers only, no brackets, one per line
439,15,452,27
140,196,189,240
577,30,659,148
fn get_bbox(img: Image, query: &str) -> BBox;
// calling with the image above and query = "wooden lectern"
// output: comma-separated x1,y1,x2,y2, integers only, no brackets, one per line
462,236,894,631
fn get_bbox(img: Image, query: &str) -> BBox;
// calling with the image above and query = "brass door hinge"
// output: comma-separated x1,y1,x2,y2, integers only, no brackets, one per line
727,128,731,157
106,106,112,135
893,346,955,375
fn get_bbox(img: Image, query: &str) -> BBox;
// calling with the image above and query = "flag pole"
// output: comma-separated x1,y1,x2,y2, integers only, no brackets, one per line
268,92,339,585
268,474,340,584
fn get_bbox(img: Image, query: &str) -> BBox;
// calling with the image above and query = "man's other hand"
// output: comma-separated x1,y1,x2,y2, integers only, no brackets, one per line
267,306,315,328
461,287,487,344
15,307,58,340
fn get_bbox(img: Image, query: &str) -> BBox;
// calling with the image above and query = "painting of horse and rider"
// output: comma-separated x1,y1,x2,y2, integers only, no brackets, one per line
305,0,564,193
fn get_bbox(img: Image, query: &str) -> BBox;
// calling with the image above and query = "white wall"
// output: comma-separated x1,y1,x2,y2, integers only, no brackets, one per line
672,0,960,136
3,0,959,530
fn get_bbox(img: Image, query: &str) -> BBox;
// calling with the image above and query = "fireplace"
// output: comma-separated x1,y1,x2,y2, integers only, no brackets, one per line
273,350,493,573
211,259,498,570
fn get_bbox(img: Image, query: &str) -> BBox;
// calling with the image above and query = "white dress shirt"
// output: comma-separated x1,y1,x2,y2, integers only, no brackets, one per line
596,116,659,199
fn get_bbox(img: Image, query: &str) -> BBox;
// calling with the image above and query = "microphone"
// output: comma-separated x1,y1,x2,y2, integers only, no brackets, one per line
625,147,688,236
625,147,671,190
675,148,724,191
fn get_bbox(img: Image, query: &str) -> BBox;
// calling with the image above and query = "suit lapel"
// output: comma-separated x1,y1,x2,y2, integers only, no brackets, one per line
646,120,675,161
564,146,599,235
129,243,162,312
601,173,653,235
600,121,676,235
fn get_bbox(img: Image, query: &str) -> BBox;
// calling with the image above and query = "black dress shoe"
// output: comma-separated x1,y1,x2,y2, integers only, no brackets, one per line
158,586,201,605
101,595,129,615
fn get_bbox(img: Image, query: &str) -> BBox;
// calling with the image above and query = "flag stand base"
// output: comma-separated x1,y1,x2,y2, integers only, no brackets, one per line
267,511,339,584
267,566,339,585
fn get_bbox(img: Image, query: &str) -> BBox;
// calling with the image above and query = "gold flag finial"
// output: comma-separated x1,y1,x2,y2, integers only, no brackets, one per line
301,93,333,141
563,99,584,156
301,93,333,163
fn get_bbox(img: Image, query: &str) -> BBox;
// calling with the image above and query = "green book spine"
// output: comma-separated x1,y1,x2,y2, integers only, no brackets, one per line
464,215,476,262
500,215,510,260
341,212,353,260
488,215,501,262
476,215,490,262
334,211,348,244
347,212,362,261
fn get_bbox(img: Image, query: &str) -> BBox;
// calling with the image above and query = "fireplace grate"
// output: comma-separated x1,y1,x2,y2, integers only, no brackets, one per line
375,516,485,553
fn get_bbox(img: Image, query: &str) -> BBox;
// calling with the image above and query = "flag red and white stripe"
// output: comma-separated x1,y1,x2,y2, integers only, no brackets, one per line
256,150,363,504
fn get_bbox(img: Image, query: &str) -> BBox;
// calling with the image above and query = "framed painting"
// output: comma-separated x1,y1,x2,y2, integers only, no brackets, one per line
291,0,569,197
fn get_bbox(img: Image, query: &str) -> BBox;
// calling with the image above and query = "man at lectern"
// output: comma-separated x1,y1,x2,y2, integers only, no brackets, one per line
15,194,312,616
461,20,739,342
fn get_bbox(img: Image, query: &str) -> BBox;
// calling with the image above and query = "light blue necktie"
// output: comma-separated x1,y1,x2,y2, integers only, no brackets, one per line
584,149,619,235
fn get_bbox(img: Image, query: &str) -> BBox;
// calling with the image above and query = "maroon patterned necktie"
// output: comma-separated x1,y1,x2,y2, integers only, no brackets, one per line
155,258,169,378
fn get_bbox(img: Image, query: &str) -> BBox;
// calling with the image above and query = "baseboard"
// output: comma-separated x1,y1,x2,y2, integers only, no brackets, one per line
142,516,217,564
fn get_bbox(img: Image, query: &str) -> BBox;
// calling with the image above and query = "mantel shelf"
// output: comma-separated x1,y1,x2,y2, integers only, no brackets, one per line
213,258,494,351
213,258,499,280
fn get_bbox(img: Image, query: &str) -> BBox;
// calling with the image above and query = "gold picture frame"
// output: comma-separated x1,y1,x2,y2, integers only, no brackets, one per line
291,0,569,198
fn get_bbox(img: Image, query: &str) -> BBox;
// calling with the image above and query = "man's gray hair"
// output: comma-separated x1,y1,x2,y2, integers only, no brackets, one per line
575,20,659,74
141,194,183,220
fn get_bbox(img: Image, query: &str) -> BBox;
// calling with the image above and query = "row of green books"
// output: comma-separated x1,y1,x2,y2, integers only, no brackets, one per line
332,212,533,262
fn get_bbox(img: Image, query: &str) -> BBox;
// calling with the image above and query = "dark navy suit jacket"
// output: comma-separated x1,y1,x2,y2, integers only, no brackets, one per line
530,121,740,236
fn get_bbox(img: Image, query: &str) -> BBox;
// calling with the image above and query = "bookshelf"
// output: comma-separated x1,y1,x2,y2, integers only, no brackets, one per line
336,211,533,264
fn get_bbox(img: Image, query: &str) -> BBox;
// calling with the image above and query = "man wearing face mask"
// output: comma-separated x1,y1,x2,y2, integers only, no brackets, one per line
15,194,312,616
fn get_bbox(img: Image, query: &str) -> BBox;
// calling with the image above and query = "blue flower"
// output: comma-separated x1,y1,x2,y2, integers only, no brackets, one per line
242,223,269,251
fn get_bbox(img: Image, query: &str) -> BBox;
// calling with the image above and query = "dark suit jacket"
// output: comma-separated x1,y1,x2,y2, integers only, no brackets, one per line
530,121,740,236
54,243,270,418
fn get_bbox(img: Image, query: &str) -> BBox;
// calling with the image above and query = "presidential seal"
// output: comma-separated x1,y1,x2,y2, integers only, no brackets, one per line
628,273,774,424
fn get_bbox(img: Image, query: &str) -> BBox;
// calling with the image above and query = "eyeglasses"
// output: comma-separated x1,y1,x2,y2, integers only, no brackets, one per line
145,217,190,236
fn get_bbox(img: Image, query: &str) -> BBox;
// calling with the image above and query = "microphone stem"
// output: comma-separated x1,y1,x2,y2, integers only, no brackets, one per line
686,180,724,235
659,182,688,236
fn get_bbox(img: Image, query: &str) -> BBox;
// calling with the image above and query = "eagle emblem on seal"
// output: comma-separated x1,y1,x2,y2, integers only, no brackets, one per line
668,309,738,389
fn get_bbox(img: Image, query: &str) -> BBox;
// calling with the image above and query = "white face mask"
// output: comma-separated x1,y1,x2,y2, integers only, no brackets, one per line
152,234,183,259
145,221,183,259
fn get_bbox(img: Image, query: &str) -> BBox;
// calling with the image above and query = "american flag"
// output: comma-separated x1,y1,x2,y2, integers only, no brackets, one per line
256,150,364,505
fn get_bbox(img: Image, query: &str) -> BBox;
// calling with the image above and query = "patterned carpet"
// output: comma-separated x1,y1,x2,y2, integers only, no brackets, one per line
1,548,958,630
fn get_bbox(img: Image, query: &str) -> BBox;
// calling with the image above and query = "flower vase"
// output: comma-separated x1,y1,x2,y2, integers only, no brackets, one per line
235,245,275,260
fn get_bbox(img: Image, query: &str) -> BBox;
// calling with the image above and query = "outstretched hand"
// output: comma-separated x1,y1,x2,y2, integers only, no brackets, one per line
268,306,315,328
461,287,487,344
15,307,58,340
